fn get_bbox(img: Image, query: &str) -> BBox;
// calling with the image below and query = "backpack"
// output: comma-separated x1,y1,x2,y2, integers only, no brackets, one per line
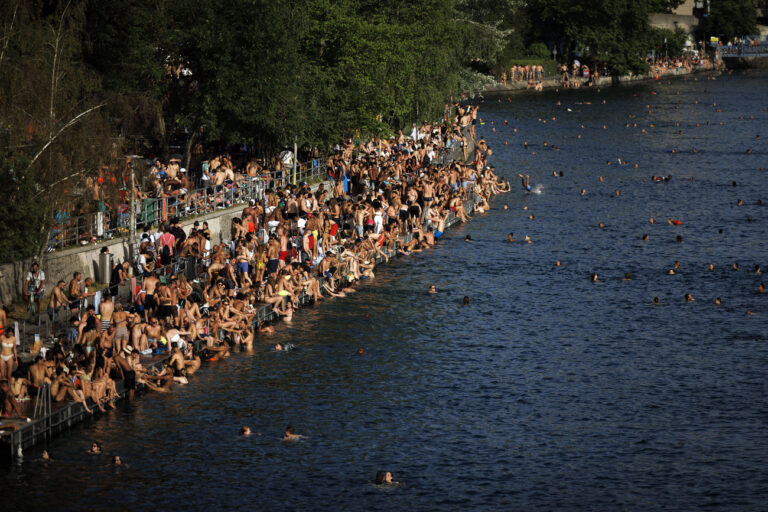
161,244,171,265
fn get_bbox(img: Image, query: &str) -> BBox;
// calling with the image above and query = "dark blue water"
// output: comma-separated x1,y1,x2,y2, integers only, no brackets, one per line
4,70,768,511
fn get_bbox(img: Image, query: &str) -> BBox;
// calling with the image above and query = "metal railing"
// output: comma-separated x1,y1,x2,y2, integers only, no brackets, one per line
719,45,768,56
47,159,327,251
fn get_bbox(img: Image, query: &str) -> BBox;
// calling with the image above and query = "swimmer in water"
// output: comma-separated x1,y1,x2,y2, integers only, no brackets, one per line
112,455,122,465
685,293,695,302
524,235,533,244
732,262,740,271
241,426,251,436
580,189,587,196
707,264,714,271
42,450,51,461
465,235,472,242
375,471,399,485
462,296,469,306
89,442,102,454
642,234,649,241
755,265,762,274
283,425,304,441
555,260,561,267
623,273,632,281
714,297,722,305
758,283,765,294
275,343,283,351
356,347,366,355
518,174,532,192
507,233,515,242
591,273,598,282
653,297,660,305
428,285,437,294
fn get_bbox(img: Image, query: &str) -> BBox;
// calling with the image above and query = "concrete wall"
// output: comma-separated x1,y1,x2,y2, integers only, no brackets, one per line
0,203,251,305
0,179,337,305
672,0,695,17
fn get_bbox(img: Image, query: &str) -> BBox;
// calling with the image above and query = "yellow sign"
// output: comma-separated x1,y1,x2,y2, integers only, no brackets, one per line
710,37,719,43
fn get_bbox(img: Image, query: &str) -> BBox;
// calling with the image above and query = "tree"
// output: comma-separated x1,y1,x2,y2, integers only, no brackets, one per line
0,0,111,263
697,0,758,42
524,0,657,74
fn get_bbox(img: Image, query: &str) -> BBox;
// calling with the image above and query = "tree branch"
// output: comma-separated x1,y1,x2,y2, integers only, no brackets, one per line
0,1,19,71
26,102,107,172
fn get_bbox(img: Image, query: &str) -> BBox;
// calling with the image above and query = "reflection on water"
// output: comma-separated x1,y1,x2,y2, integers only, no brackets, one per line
4,70,768,511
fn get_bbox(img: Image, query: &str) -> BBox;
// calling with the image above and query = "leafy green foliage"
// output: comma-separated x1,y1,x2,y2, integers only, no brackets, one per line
697,0,758,41
0,156,49,263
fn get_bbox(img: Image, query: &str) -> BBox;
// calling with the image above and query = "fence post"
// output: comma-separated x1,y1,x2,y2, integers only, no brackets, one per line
292,141,298,186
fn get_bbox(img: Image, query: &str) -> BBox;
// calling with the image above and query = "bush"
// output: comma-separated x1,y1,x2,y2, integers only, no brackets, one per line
527,42,551,59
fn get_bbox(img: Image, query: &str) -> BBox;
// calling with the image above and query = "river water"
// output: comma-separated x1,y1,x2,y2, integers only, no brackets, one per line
4,70,768,511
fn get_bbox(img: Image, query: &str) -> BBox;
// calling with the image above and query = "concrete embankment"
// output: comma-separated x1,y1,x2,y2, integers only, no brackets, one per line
483,66,706,95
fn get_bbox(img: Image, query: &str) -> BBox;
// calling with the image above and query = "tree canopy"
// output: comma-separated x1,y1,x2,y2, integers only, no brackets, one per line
697,0,759,41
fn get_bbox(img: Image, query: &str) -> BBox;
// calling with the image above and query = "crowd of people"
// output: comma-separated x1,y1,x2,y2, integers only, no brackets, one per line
0,103,511,425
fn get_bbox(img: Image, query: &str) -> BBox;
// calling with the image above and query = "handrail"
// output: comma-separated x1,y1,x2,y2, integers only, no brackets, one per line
46,159,327,252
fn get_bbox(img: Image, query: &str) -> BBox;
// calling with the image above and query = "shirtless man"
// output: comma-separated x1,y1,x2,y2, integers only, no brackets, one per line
99,295,114,333
47,280,68,330
50,368,92,413
99,326,117,370
266,234,280,277
143,318,163,352
156,282,175,327
114,347,137,400
185,348,202,375
246,159,262,177
143,272,159,320
68,272,84,314
167,343,188,384
27,356,50,393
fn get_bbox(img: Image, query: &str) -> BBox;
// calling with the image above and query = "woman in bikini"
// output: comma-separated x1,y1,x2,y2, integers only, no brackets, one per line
0,327,16,381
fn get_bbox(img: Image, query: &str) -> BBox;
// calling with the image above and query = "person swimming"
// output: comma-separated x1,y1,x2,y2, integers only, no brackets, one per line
375,471,400,486
428,285,438,294
241,426,251,436
507,233,515,242
518,174,532,192
462,296,469,305
283,425,304,441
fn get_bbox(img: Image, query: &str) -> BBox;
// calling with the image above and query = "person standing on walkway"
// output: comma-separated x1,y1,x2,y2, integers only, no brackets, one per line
24,262,46,315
